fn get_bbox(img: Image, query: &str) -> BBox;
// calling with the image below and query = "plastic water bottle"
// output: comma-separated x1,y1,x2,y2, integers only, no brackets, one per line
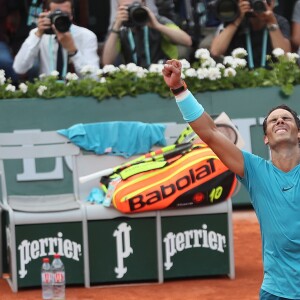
51,253,66,300
41,257,53,300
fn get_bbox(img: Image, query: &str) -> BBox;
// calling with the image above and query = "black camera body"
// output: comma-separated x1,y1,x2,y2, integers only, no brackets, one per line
123,1,149,27
250,0,270,13
44,9,72,34
208,0,271,23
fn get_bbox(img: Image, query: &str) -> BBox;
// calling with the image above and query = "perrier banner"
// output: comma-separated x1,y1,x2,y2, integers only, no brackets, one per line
161,213,230,279
88,212,230,284
14,222,84,288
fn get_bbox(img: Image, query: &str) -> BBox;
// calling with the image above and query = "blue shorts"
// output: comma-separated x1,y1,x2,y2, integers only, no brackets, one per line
260,289,299,300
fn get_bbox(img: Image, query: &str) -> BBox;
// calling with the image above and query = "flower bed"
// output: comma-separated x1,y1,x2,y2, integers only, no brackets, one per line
1,48,299,101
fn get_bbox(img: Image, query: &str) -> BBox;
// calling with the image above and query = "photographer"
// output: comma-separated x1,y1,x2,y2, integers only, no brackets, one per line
0,0,21,85
210,0,291,68
13,0,100,80
101,0,192,68
292,0,300,60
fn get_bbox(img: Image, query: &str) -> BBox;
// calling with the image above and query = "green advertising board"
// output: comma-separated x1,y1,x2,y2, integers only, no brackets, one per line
161,213,229,279
14,222,84,288
88,217,158,284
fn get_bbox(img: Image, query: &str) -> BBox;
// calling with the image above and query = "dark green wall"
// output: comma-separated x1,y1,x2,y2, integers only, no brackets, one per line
1,85,300,206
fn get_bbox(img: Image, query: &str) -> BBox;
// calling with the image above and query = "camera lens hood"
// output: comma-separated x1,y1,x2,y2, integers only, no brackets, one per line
44,9,71,34
212,0,240,23
124,2,149,27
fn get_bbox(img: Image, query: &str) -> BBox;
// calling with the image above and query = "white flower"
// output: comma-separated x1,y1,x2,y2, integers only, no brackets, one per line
148,63,164,73
223,56,246,68
286,52,300,63
100,77,106,83
234,58,247,68
136,67,148,78
0,74,5,85
179,59,191,69
37,85,47,96
126,64,148,78
201,57,216,68
185,68,197,77
223,56,235,66
95,69,104,77
51,70,59,77
207,67,221,81
0,69,6,84
125,63,139,72
231,48,247,58
272,48,285,58
224,67,237,77
39,73,46,80
119,64,126,70
80,65,96,75
66,72,79,81
102,64,119,74
195,48,210,59
216,63,225,69
5,84,16,92
197,68,209,79
19,83,28,93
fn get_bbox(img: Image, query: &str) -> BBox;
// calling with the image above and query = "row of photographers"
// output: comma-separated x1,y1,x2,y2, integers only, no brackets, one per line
2,0,300,85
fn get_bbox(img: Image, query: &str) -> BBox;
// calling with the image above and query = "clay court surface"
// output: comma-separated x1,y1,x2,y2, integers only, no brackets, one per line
0,209,263,300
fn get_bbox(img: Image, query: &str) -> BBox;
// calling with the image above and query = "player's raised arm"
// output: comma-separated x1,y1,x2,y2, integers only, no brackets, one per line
162,59,244,177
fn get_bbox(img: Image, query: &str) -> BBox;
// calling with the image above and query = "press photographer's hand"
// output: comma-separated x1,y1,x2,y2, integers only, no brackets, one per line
36,11,51,37
257,0,277,24
113,5,129,30
234,0,252,26
54,29,77,55
143,7,159,29
239,0,252,16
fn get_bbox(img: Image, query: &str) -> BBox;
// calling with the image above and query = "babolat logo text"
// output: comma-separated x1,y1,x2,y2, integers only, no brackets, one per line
163,224,226,270
128,158,217,211
18,232,82,279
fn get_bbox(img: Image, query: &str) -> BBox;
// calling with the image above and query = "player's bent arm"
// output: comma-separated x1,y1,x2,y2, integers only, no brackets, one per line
175,90,244,177
189,112,244,178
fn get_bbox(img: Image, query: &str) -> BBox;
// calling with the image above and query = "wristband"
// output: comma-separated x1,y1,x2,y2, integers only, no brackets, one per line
176,90,204,122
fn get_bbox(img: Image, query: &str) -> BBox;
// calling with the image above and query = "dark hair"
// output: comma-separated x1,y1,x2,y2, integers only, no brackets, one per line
262,104,300,134
45,0,73,10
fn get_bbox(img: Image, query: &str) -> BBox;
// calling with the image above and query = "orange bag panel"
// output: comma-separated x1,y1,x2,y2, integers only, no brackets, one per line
112,146,237,214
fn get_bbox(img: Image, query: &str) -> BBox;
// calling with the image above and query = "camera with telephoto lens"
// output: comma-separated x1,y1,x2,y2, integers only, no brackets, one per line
123,1,149,27
208,0,271,23
44,9,72,34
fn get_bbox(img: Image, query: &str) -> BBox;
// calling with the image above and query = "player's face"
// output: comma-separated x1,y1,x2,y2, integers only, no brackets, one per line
264,109,300,147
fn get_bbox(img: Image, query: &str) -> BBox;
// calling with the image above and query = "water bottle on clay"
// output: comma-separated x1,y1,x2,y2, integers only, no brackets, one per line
51,253,66,300
41,257,53,300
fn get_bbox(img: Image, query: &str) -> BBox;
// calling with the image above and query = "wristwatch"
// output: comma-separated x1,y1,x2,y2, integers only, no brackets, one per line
68,49,78,57
170,80,187,96
267,24,279,32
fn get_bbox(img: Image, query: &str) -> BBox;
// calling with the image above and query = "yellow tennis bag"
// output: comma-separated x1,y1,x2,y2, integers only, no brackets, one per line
104,143,237,214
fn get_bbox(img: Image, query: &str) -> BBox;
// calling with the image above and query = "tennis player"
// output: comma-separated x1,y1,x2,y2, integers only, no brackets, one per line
162,58,300,300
